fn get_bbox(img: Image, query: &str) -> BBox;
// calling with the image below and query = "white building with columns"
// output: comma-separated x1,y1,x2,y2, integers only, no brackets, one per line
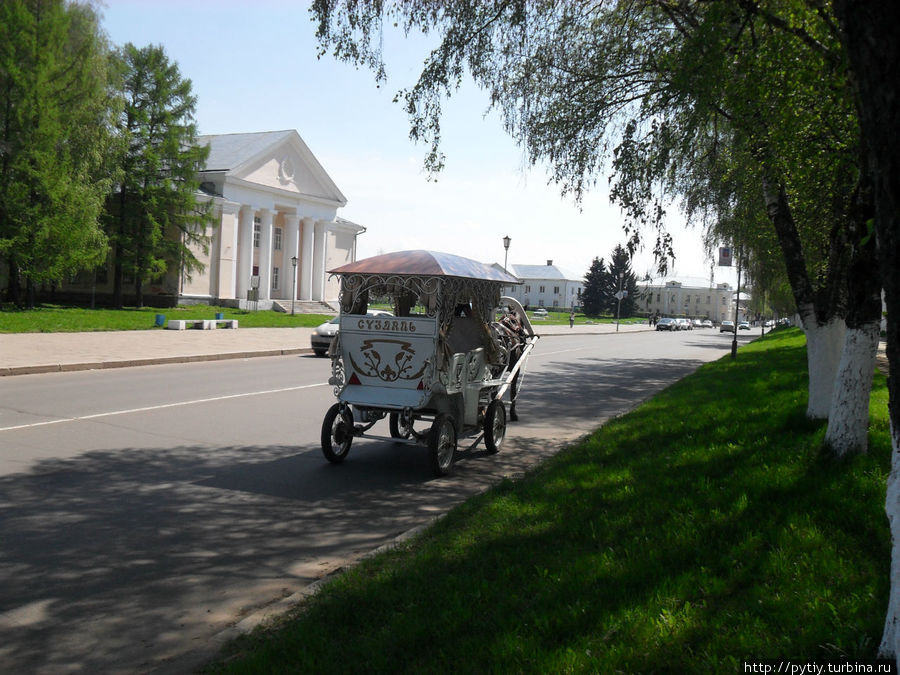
185,130,364,308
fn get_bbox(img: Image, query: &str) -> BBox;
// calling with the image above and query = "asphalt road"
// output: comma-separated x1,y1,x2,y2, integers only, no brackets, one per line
0,328,753,674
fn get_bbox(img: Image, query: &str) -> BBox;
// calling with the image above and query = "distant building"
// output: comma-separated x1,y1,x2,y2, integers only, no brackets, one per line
55,129,364,308
640,277,738,323
504,260,584,310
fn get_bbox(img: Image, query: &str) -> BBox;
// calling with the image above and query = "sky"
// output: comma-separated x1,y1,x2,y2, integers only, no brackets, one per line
99,0,735,287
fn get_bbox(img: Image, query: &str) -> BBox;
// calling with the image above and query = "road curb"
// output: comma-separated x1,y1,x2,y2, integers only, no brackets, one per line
0,347,313,377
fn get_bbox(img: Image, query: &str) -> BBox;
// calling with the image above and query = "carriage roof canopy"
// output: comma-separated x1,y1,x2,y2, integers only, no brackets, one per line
329,250,521,284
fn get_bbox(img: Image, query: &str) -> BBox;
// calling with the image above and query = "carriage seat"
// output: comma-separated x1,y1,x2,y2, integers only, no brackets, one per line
446,316,485,355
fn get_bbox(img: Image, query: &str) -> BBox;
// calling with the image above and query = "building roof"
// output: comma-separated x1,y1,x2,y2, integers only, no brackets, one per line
196,129,347,206
645,274,732,290
198,130,296,172
510,263,581,282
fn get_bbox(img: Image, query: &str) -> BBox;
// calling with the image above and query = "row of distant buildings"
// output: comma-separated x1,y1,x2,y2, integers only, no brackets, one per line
502,264,742,323
4,128,744,320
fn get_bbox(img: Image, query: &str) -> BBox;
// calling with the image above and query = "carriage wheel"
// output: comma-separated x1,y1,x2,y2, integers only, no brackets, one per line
321,403,353,463
484,399,506,454
389,411,415,439
428,414,457,476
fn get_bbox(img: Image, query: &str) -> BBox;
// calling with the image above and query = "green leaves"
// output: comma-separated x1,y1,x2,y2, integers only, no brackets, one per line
107,43,212,307
0,0,115,301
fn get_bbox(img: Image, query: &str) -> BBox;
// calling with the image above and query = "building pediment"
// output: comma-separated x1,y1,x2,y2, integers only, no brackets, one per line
199,130,347,206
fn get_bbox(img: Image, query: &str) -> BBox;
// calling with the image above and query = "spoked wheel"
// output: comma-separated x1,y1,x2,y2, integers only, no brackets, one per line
389,410,415,440
484,399,506,454
428,414,457,477
321,403,354,463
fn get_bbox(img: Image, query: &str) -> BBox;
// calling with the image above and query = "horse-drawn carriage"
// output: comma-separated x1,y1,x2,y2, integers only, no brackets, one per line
320,250,538,476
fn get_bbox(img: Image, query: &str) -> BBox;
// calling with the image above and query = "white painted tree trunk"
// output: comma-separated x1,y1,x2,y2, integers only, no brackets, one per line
824,322,880,454
881,422,900,662
802,315,846,419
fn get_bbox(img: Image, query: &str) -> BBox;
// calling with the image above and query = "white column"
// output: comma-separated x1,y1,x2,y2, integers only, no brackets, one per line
283,213,301,301
257,209,273,301
320,221,332,301
237,206,255,300
300,216,315,301
217,201,240,300
312,220,327,301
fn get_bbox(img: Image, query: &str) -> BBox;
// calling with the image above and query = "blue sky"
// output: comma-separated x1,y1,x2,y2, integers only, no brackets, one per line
100,0,734,285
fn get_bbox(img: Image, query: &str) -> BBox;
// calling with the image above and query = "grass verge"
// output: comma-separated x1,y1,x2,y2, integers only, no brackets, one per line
207,328,890,673
0,304,330,333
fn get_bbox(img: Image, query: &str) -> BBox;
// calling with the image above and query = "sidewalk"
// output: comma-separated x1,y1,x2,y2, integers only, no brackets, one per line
0,321,652,377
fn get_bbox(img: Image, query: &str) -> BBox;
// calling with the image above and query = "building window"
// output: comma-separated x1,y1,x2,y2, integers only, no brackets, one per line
539,285,546,293
272,267,280,290
273,227,283,250
253,224,260,248
553,286,560,294
525,285,531,293
706,295,711,304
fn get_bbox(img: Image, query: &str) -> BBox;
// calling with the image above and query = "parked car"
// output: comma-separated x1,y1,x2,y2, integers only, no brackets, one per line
656,317,677,331
702,320,713,329
739,321,751,330
311,310,393,356
532,308,549,319
691,319,703,329
676,318,692,330
720,320,735,333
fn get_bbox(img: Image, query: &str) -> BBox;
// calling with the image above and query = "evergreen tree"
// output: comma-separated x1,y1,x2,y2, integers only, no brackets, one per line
108,43,212,308
581,257,608,317
0,0,116,307
607,244,639,317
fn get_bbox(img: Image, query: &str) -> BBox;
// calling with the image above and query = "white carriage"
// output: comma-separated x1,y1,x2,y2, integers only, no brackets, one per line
320,250,538,476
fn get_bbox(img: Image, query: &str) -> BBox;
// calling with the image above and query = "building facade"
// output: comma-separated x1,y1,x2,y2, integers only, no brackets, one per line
504,261,584,310
639,278,737,323
187,130,363,307
48,129,363,308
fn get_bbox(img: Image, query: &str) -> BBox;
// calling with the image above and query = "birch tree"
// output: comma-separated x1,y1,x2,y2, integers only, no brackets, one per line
832,0,900,662
312,0,876,447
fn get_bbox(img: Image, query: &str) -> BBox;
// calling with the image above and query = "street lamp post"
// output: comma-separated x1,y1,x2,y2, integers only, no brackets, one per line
290,256,298,316
502,235,511,271
616,272,623,332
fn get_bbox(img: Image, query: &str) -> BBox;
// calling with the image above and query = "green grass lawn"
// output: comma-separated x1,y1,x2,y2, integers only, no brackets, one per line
0,304,330,332
528,310,646,326
205,328,891,673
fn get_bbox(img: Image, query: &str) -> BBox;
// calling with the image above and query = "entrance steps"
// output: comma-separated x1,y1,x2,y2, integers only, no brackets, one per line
271,300,336,314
